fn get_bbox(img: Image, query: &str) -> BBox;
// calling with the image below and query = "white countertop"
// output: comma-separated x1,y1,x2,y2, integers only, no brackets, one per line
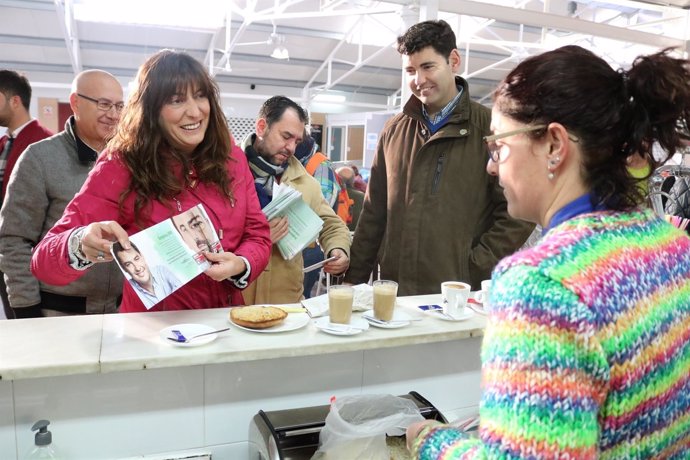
0,294,485,381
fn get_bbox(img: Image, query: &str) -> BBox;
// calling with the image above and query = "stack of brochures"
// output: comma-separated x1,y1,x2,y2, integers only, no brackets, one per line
263,183,323,260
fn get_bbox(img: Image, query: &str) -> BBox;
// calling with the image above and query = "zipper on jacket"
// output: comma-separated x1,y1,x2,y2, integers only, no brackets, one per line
431,152,445,195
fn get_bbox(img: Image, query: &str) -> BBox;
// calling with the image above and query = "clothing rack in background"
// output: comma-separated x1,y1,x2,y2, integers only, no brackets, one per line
649,163,690,232
648,164,690,216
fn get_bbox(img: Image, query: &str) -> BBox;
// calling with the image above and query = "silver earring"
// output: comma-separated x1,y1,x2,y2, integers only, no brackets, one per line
548,156,559,179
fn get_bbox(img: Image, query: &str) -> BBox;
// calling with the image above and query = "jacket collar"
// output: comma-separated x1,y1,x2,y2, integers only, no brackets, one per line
66,116,98,164
280,155,308,183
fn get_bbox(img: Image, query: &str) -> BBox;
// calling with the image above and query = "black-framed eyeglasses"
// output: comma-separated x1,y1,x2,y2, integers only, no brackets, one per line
77,93,124,113
483,124,547,163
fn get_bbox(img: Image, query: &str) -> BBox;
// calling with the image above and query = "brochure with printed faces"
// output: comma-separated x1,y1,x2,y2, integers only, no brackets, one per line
110,204,221,310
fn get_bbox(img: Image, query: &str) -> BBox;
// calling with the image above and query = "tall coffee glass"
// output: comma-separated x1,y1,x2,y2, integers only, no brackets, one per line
373,280,398,321
328,285,354,324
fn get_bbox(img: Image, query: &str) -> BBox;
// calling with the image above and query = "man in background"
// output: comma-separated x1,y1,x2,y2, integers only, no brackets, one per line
0,69,124,318
0,70,53,202
240,95,351,304
350,165,367,193
0,70,54,318
345,20,534,294
336,165,365,232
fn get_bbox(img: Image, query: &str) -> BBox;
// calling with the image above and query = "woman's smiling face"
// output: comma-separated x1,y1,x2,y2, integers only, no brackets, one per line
159,84,210,154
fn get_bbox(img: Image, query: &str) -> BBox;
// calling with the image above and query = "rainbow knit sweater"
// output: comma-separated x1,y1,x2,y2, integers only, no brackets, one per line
412,209,690,459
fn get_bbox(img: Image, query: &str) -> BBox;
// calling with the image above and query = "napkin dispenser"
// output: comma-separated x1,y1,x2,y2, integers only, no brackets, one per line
247,391,446,460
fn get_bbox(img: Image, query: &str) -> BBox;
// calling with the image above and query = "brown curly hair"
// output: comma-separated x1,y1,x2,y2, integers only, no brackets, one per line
108,49,234,224
493,45,690,211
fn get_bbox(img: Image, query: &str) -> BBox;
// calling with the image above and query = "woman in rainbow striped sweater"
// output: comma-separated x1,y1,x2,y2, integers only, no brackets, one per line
408,45,690,459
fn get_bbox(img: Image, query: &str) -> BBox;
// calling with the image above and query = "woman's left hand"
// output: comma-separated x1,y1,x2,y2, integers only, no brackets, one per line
323,248,349,275
202,251,246,281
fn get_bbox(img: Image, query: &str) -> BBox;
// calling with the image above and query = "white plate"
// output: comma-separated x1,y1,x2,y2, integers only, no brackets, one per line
362,309,412,329
423,307,474,322
159,323,219,347
312,316,370,336
230,312,310,333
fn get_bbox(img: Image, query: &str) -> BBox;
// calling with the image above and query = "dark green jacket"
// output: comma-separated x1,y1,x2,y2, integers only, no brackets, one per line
345,77,534,294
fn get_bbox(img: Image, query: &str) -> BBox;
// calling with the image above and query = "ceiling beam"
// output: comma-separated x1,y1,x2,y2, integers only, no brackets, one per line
54,0,82,74
438,0,684,48
1,59,398,96
0,0,53,10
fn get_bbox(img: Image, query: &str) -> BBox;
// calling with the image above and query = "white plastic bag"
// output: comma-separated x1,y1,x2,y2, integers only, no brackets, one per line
313,394,425,460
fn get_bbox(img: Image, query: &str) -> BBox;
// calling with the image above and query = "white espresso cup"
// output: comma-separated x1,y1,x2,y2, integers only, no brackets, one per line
441,281,471,317
474,279,492,304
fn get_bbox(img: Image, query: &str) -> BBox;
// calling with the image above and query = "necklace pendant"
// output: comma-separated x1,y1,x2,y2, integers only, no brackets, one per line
174,197,182,211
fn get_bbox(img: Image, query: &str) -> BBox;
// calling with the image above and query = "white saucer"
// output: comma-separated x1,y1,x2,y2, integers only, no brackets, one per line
362,309,411,328
313,316,369,336
159,323,219,347
423,307,473,322
230,313,310,333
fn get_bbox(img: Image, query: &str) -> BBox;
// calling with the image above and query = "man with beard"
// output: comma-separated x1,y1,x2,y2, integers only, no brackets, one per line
172,204,221,263
0,69,124,318
240,96,351,304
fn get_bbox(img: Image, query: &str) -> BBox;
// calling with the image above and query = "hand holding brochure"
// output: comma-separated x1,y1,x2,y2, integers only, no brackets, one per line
110,204,222,310
263,183,323,260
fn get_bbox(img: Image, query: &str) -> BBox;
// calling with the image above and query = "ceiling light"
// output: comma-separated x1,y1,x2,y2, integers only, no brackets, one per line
271,46,290,60
269,32,289,60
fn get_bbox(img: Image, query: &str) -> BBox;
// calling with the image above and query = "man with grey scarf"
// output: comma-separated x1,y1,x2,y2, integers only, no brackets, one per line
239,96,351,304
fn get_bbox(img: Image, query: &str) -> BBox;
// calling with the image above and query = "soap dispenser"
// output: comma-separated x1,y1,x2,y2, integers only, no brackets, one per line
26,419,61,459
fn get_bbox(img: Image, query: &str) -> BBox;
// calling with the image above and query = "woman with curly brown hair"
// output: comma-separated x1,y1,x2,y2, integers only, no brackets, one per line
31,50,271,312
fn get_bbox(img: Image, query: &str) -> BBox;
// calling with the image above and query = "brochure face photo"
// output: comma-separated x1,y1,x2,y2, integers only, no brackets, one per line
110,204,221,309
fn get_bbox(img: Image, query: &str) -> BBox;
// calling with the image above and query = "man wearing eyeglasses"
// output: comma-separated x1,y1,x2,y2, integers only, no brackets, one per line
0,69,124,318
345,20,535,295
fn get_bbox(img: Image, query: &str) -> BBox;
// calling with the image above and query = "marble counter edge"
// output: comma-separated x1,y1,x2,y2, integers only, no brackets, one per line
0,296,487,380
0,362,102,381
0,314,105,381
98,322,486,374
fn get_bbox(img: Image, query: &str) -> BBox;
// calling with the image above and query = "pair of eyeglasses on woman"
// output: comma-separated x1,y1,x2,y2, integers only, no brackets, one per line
77,93,125,113
484,124,581,162
483,124,547,162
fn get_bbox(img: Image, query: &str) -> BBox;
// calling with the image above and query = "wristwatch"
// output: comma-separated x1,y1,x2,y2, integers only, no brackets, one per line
68,227,91,268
